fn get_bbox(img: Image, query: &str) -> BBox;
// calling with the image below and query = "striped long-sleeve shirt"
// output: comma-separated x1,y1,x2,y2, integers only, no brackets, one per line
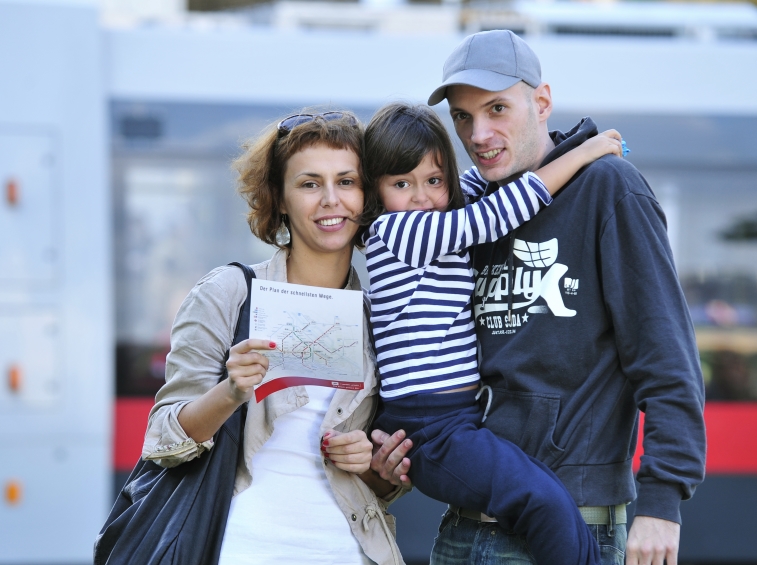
364,169,552,399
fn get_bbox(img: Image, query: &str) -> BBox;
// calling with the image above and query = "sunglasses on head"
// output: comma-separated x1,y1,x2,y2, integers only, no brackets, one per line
276,112,357,137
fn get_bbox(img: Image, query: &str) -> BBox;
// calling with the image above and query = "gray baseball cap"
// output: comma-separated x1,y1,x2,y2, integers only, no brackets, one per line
428,30,542,106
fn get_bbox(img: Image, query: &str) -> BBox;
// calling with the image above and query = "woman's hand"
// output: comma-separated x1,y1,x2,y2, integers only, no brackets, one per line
321,429,373,474
177,338,274,443
224,339,275,403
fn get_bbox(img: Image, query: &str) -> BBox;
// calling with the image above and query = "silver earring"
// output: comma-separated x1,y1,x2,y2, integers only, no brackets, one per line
275,215,291,246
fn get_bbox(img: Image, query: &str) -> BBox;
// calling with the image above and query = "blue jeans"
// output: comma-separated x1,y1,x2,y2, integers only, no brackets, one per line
430,510,627,565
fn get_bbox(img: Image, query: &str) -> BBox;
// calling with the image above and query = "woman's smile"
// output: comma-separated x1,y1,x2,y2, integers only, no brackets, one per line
315,216,349,230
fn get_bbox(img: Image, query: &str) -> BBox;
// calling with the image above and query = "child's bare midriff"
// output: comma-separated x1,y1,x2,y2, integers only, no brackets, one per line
434,384,479,394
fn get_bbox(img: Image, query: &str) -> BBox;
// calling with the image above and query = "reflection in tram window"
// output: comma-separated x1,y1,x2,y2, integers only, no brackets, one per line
701,350,757,401
114,161,273,396
676,200,757,402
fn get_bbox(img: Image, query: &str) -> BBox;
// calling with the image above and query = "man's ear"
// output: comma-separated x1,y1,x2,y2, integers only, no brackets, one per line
534,83,553,124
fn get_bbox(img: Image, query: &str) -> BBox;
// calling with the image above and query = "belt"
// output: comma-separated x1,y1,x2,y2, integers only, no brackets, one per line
579,504,627,525
450,506,497,523
451,504,627,526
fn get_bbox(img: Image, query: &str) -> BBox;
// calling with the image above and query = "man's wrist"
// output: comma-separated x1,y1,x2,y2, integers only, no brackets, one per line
359,468,399,499
635,480,683,524
379,483,411,506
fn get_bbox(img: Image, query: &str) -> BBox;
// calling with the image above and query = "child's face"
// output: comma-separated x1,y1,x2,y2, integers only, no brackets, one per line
378,152,449,213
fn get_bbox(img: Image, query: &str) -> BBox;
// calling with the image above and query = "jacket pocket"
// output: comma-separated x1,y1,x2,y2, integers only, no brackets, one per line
482,388,565,467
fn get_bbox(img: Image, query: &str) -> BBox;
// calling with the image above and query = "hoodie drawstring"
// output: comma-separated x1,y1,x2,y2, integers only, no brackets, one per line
475,385,493,423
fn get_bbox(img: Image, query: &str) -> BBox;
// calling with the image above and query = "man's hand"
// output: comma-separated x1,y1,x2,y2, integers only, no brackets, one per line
370,429,413,488
626,516,680,565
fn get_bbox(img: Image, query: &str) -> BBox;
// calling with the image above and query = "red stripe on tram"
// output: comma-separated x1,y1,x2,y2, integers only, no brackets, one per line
633,402,757,474
115,400,757,474
114,397,153,471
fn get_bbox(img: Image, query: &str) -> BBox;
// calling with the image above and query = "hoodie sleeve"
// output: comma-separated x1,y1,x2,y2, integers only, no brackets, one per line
597,161,706,524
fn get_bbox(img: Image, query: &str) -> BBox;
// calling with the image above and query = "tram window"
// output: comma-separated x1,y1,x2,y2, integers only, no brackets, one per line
648,169,757,402
111,102,379,397
112,106,757,400
113,159,274,396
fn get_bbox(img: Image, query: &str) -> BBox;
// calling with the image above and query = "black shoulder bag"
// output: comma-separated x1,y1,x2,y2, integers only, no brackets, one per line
94,263,256,565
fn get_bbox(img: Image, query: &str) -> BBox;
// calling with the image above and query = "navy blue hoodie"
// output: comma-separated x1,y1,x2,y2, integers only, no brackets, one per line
472,117,706,523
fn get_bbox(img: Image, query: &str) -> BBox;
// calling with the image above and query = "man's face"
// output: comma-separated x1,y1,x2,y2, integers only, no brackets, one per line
447,82,543,183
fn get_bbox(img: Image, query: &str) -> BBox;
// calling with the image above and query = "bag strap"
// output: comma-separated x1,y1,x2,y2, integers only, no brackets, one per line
219,262,256,384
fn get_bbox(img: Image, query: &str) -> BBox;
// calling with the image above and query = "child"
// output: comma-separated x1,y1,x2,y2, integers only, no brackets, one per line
360,103,623,565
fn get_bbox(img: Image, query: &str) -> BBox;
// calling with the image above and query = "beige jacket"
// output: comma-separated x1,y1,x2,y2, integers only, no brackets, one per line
142,250,406,565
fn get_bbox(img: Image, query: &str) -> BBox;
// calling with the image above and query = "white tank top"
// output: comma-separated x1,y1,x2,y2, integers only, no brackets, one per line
218,386,373,565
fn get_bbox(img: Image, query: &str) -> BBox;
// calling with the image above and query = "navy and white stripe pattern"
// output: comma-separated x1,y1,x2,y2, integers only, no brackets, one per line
460,166,490,201
365,169,552,399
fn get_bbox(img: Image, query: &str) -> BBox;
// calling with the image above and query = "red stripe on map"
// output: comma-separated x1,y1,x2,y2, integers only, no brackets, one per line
254,377,364,402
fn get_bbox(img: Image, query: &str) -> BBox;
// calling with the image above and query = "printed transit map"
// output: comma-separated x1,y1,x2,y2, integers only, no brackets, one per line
258,310,361,380
248,280,364,401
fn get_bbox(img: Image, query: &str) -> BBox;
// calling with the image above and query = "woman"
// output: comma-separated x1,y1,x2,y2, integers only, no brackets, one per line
141,111,405,565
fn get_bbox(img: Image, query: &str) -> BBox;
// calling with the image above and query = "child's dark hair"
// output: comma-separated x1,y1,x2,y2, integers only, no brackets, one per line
362,103,466,225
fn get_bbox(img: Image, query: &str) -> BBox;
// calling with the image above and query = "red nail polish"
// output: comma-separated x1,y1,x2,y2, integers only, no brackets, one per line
322,439,329,447
269,342,276,348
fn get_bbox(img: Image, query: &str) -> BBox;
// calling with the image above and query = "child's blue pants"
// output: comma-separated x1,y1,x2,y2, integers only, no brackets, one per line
373,388,601,565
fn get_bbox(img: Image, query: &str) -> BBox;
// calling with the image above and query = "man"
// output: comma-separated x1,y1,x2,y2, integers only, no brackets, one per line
371,30,706,565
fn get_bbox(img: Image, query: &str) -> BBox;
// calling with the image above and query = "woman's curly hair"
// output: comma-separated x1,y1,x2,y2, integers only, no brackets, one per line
234,110,365,249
